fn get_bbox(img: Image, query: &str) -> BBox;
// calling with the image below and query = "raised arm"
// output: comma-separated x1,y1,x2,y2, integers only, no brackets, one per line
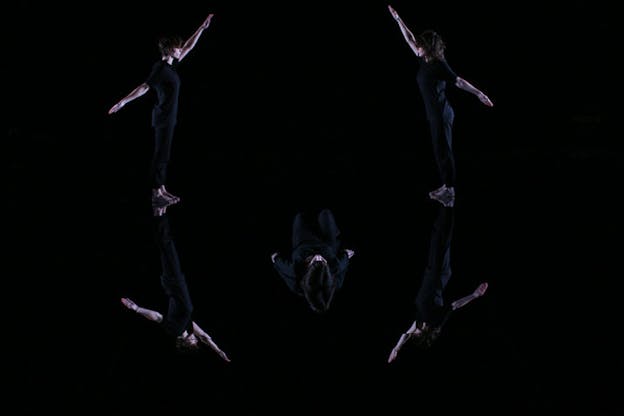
450,282,488,311
178,13,214,61
108,83,150,114
387,5,421,56
121,297,163,323
387,320,423,363
455,77,494,107
192,321,231,362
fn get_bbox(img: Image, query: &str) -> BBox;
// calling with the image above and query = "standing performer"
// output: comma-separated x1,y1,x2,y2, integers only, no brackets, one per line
109,13,215,208
387,5,493,207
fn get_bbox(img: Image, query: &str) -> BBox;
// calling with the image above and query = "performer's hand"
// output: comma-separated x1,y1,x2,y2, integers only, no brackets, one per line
121,297,139,312
108,102,124,114
216,349,231,363
270,252,279,263
345,249,355,259
202,13,214,29
204,337,231,362
478,93,493,107
387,5,400,20
388,346,400,363
473,282,488,298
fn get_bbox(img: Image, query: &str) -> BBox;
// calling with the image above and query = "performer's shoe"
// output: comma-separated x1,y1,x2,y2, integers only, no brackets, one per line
430,186,455,207
159,186,180,204
152,189,177,208
153,204,167,217
428,184,448,199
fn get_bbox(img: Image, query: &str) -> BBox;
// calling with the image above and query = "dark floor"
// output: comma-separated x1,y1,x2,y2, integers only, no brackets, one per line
8,1,618,414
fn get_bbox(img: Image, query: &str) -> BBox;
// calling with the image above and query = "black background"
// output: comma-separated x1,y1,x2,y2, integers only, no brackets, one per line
7,1,619,414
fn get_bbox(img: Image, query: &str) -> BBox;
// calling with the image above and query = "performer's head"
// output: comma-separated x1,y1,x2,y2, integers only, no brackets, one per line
415,322,442,348
158,35,184,59
175,331,200,353
300,255,336,314
415,30,446,61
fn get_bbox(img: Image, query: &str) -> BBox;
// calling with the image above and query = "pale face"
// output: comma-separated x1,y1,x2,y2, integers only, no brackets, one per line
306,254,327,266
184,333,198,347
178,331,199,348
172,47,183,60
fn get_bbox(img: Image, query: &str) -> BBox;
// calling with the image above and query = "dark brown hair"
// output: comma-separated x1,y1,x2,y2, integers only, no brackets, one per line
416,30,446,61
300,261,337,314
158,35,183,58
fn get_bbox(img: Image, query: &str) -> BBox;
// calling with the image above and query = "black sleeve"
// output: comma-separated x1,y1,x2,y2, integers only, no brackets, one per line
439,60,458,83
273,256,300,294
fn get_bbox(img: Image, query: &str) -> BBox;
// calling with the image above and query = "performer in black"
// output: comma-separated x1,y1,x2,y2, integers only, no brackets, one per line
388,5,494,207
121,212,230,360
108,13,215,209
387,204,488,362
271,209,355,313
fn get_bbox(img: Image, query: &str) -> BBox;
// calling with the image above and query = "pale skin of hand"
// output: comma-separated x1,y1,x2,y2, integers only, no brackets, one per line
387,5,400,21
121,297,139,311
192,321,231,362
121,297,230,362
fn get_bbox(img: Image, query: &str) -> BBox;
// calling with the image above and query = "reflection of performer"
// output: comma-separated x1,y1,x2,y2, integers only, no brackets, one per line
121,213,230,360
387,5,494,207
271,209,355,313
388,205,487,363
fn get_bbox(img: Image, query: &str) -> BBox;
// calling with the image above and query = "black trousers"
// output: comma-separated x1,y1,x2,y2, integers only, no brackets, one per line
428,109,455,188
155,214,193,336
292,208,341,250
414,205,454,326
151,124,176,189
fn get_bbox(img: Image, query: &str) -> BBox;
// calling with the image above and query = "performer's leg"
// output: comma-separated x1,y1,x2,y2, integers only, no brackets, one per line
151,125,179,206
292,211,318,248
317,208,341,247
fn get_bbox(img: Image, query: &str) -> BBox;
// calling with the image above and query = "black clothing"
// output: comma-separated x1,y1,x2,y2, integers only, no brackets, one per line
144,58,181,188
151,124,175,188
155,214,193,337
146,59,181,128
416,57,458,187
273,209,350,295
414,205,454,327
416,58,458,121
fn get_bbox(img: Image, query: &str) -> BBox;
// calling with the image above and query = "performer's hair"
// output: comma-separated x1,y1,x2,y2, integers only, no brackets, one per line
300,262,337,314
175,336,200,353
416,30,446,61
158,35,184,57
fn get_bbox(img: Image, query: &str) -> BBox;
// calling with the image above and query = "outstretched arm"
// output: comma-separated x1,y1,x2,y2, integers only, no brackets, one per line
387,5,420,56
387,320,424,363
192,321,231,362
450,282,488,311
178,13,215,61
121,297,163,323
108,83,150,114
455,77,494,107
